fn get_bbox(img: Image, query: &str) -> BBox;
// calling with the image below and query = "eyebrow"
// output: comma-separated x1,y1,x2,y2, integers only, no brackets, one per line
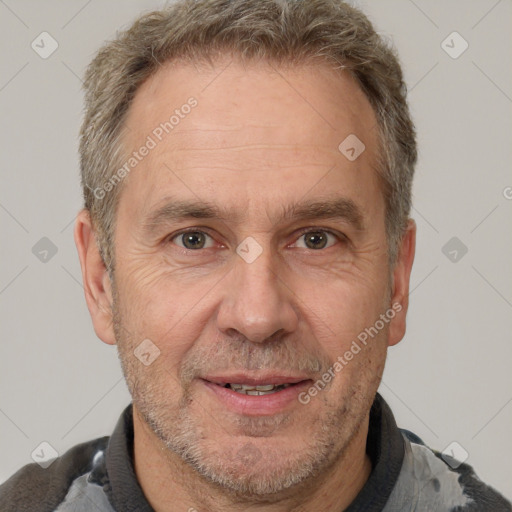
142,196,365,235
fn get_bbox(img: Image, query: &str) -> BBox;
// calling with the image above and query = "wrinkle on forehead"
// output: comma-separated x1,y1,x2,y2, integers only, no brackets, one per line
122,56,378,154
117,57,383,233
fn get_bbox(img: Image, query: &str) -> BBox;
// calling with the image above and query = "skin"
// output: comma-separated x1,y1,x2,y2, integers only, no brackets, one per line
75,56,415,512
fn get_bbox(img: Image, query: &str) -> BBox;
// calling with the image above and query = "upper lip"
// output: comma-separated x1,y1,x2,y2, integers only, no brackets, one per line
202,373,311,386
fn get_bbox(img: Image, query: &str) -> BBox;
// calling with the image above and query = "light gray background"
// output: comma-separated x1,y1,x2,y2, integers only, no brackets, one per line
1,0,511,501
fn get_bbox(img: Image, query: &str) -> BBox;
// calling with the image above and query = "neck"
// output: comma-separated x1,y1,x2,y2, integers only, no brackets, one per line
133,408,372,512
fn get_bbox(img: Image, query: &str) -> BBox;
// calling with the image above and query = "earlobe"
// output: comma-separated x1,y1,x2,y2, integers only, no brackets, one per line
74,209,117,345
388,219,416,347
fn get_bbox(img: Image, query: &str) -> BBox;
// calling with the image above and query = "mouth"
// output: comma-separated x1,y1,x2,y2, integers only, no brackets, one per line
222,382,295,396
201,375,312,415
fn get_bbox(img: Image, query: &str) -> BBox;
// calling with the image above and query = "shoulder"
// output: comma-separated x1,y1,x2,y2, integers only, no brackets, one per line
391,429,512,511
0,436,109,512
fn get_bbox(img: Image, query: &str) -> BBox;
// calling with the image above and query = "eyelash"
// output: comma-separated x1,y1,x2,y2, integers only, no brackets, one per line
167,227,346,252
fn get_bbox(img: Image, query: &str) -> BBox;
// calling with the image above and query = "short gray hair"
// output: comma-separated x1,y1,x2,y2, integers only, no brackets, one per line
79,0,416,273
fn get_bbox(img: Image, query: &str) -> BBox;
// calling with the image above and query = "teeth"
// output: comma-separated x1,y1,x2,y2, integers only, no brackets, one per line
227,383,291,395
251,384,275,391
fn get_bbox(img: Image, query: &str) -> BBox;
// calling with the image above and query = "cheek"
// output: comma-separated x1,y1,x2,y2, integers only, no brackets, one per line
119,251,201,321
294,241,388,326
115,259,213,365
299,271,389,349
320,324,389,408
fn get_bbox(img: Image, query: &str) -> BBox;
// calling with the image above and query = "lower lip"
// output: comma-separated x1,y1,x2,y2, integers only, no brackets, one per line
202,380,311,416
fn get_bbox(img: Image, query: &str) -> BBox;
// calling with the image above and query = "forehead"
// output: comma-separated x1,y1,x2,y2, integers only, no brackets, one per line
118,56,381,225
125,56,377,144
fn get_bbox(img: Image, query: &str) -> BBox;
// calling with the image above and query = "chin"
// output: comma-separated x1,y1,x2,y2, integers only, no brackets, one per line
190,441,332,499
160,412,343,500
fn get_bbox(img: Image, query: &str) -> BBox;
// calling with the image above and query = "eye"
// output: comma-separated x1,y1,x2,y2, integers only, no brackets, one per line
171,230,215,250
291,229,341,250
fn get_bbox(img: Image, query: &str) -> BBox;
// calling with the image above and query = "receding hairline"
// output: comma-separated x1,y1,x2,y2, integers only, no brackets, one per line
122,51,377,136
116,52,381,195
79,0,416,272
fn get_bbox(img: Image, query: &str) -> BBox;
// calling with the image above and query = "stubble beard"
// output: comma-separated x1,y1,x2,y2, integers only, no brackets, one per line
111,286,385,501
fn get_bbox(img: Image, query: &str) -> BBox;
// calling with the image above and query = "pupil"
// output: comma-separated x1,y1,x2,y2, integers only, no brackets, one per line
183,232,205,249
305,232,327,249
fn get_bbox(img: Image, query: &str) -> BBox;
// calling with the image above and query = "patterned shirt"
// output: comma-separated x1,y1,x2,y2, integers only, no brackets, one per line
1,394,510,511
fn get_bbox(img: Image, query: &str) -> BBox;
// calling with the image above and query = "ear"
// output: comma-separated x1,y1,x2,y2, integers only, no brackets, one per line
388,219,416,347
74,209,116,345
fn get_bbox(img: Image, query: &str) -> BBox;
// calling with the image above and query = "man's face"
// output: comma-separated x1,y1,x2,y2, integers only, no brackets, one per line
110,57,394,495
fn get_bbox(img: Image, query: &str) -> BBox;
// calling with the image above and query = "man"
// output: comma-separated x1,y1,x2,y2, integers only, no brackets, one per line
1,0,510,510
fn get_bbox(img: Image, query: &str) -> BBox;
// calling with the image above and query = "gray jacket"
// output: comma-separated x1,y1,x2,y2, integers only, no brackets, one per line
1,394,510,511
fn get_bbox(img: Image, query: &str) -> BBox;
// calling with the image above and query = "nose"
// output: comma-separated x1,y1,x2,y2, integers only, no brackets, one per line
216,244,299,343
